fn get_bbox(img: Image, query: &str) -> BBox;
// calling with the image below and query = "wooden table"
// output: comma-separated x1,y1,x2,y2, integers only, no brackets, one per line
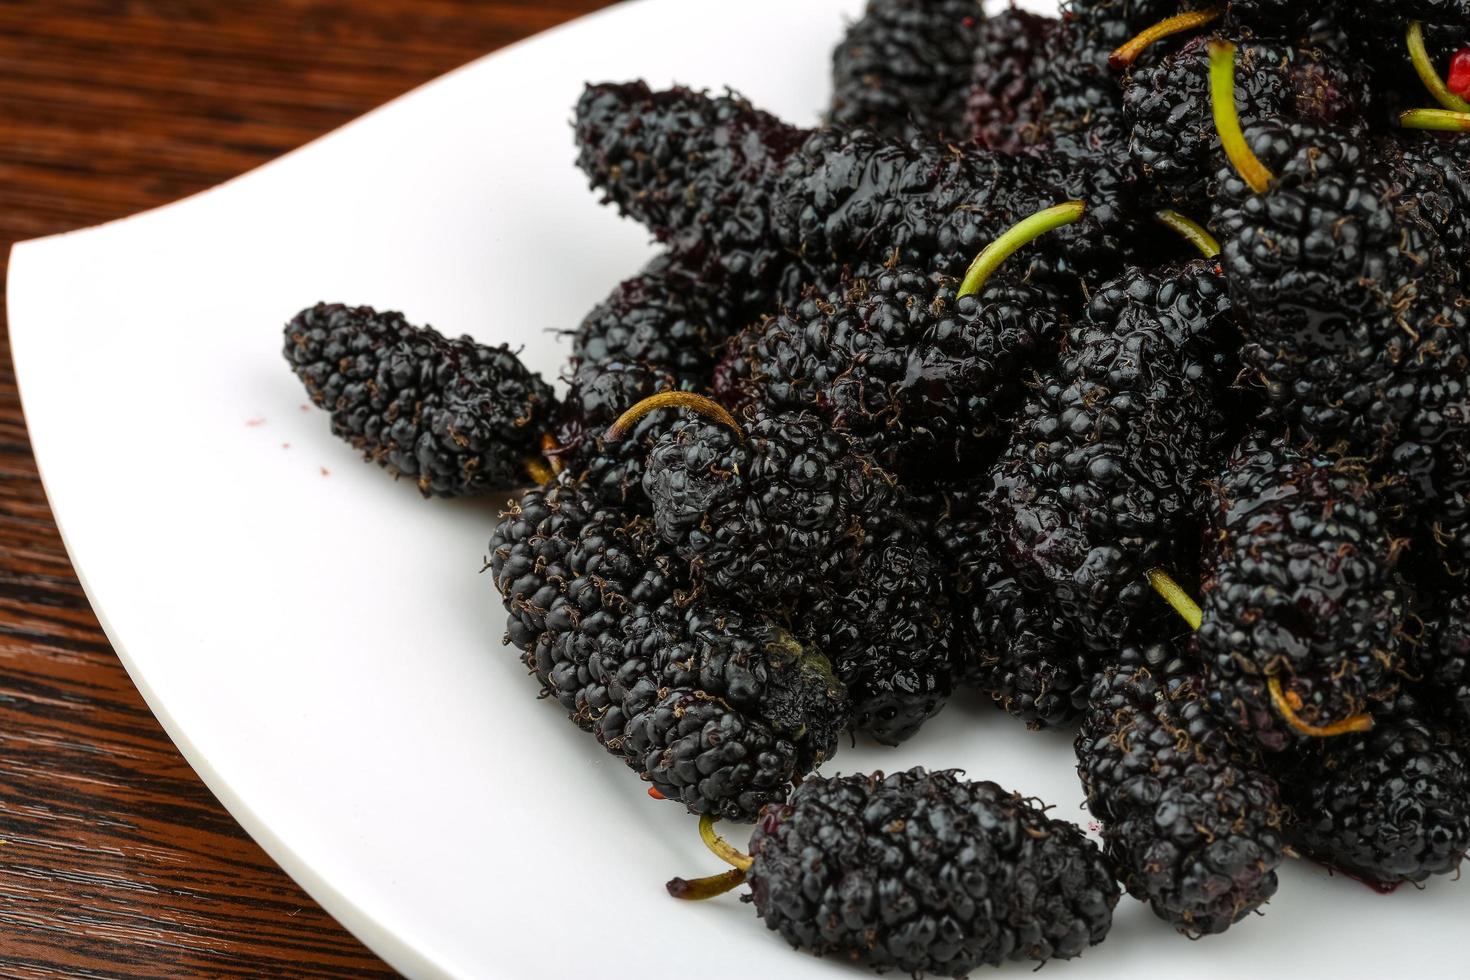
0,2,614,973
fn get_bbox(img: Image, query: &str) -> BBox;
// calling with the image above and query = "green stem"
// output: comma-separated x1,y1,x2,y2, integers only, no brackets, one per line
699,814,754,871
1407,22,1470,113
1155,211,1221,259
958,201,1087,298
1400,108,1470,132
1209,41,1274,194
1147,568,1203,631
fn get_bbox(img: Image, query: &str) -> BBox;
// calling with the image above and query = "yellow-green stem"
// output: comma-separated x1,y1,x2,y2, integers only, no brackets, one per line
1407,22,1470,113
605,392,742,443
1110,6,1223,69
699,814,754,871
1209,40,1275,194
958,201,1086,298
1267,676,1374,738
1147,568,1203,631
1155,211,1221,259
1400,108,1470,132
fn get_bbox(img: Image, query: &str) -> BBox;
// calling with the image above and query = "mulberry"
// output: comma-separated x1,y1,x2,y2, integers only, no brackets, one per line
967,8,1055,152
988,260,1237,650
828,0,984,140
1078,661,1286,935
1194,438,1405,751
283,303,556,496
670,769,1119,973
799,506,957,745
1273,698,1470,887
638,400,883,604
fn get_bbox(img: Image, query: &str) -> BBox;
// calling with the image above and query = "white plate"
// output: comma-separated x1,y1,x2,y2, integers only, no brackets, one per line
8,0,1468,976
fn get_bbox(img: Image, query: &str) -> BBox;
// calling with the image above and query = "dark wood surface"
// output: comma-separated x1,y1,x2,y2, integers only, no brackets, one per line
0,2,614,974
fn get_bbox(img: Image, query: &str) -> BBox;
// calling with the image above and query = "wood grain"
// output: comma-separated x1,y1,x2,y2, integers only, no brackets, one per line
0,1,614,973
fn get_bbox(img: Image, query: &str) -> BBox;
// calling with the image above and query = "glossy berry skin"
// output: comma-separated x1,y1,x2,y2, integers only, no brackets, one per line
745,769,1119,973
1032,0,1183,146
1385,134,1470,290
828,0,984,140
548,360,676,512
771,125,1143,297
726,267,1064,475
1216,121,1470,564
799,507,956,745
1407,593,1470,726
967,8,1054,152
489,479,848,821
1194,439,1405,752
989,262,1236,651
931,487,1091,728
1212,120,1443,344
571,250,747,387
574,82,803,305
283,303,556,497
1273,703,1470,887
1124,35,1367,209
487,475,605,652
534,510,678,733
641,410,878,604
1078,663,1285,936
616,599,849,821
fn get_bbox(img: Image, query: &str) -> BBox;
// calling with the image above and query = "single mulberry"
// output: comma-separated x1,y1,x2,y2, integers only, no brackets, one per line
1078,661,1286,935
988,260,1237,650
1272,697,1470,888
283,303,556,496
637,399,884,604
799,505,957,745
1194,438,1406,751
828,0,984,140
669,769,1119,973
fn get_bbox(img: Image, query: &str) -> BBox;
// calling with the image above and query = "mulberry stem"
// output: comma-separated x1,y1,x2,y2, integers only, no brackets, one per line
1147,568,1203,630
1209,41,1274,194
958,201,1087,298
1267,676,1374,738
699,814,754,871
1155,211,1221,259
605,392,743,442
666,867,747,901
1399,108,1470,132
1407,22,1470,113
1109,6,1222,69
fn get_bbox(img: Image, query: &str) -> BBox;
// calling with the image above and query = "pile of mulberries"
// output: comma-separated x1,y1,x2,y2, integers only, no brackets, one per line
282,1,1470,972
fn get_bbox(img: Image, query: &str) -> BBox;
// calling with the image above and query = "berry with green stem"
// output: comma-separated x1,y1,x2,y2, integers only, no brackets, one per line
720,206,1080,476
668,770,1119,973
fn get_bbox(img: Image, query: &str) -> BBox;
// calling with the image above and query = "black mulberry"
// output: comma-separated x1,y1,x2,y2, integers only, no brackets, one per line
1078,661,1286,935
283,303,556,496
